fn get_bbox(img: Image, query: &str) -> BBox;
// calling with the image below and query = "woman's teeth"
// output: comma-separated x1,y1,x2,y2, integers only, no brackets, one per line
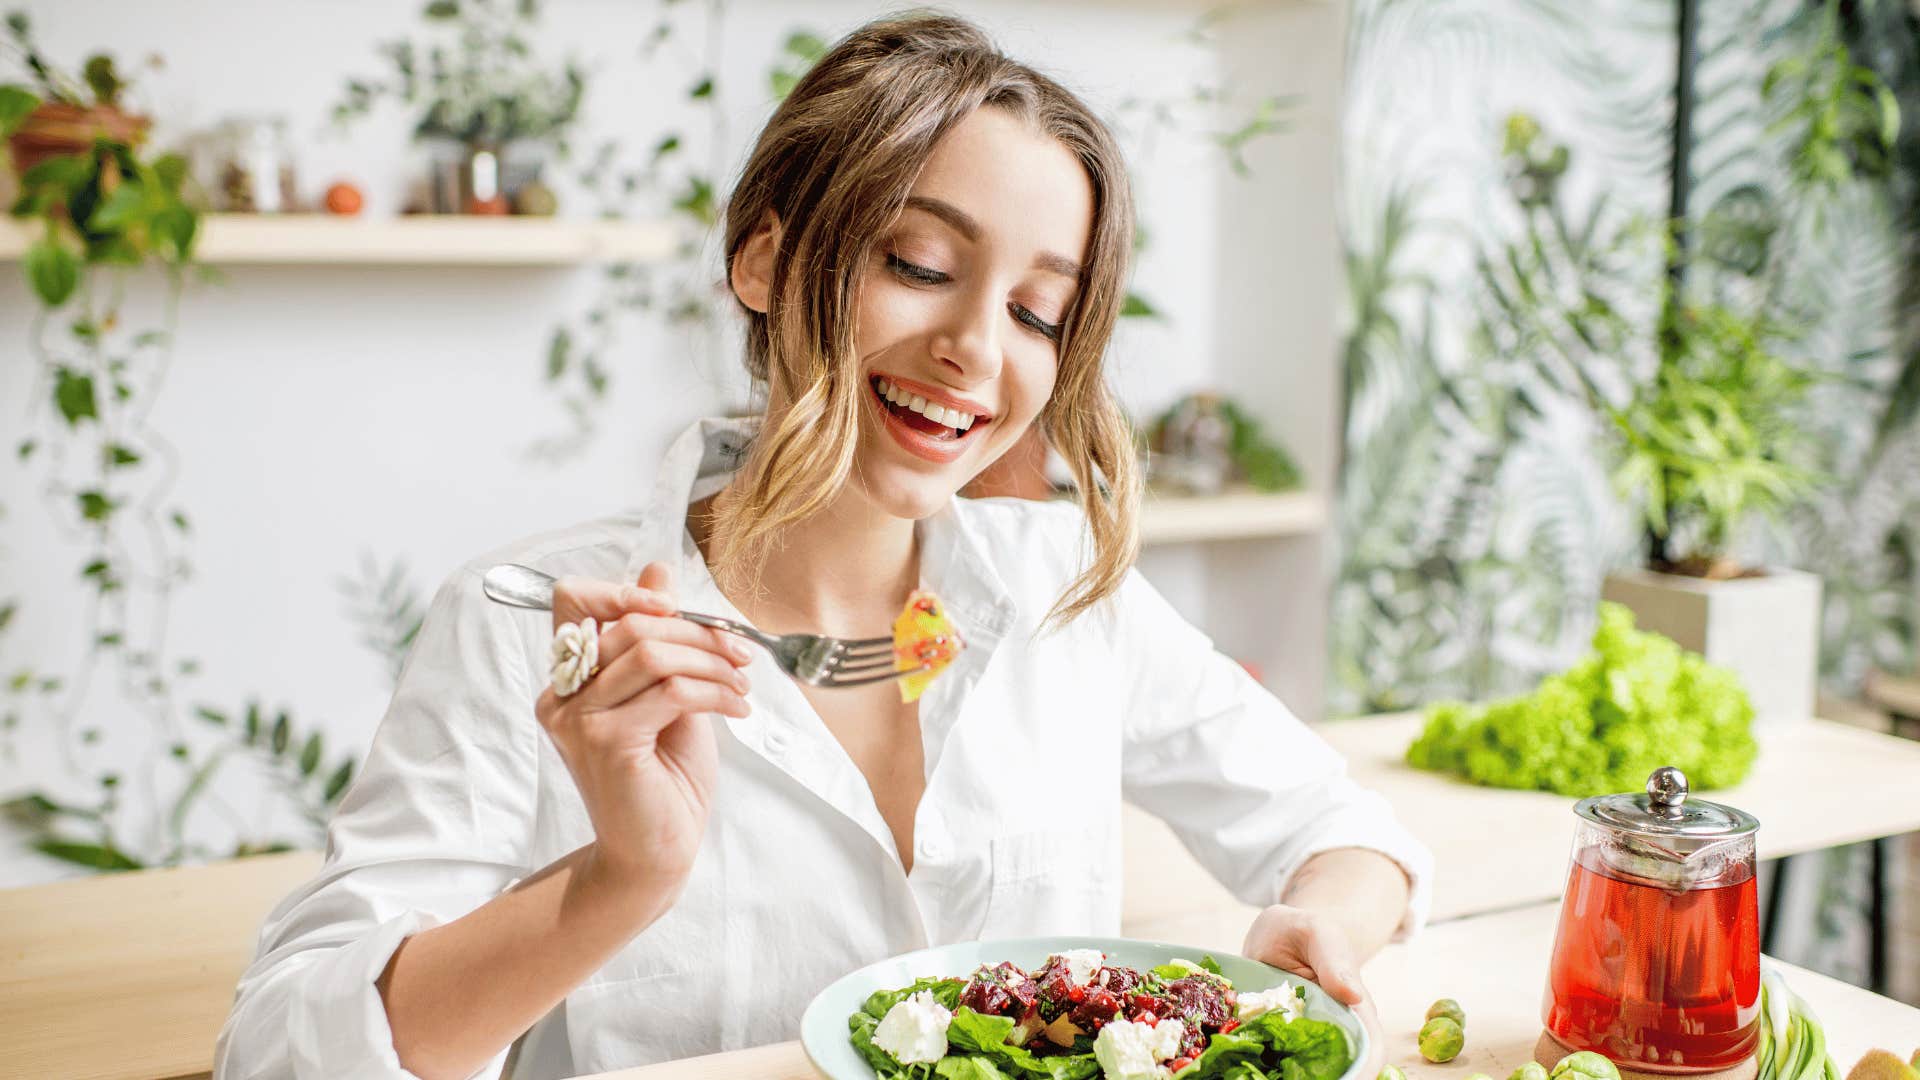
875,376,977,432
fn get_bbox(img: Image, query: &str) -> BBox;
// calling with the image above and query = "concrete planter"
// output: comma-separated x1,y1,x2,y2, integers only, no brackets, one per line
1601,566,1822,727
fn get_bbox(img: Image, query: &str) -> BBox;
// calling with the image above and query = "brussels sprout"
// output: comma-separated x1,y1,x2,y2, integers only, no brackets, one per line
1378,1066,1408,1080
1510,1062,1550,1080
1418,1016,1464,1063
1550,1051,1622,1080
1465,1073,1494,1080
1426,998,1466,1026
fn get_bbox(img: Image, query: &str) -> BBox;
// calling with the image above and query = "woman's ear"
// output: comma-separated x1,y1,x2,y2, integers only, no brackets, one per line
729,211,783,314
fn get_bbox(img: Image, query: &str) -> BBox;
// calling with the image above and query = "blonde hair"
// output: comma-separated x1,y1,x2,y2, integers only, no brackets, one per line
708,10,1139,630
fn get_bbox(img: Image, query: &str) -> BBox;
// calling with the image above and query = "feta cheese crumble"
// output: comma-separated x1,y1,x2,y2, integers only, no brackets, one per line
1093,1017,1186,1080
1235,983,1305,1023
1052,948,1105,987
873,990,952,1066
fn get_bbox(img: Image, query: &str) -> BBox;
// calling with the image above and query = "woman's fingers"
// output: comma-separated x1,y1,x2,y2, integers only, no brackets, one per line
597,611,753,669
633,672,752,720
1306,923,1366,1006
637,561,673,596
577,637,751,715
1353,996,1386,1079
550,573,677,631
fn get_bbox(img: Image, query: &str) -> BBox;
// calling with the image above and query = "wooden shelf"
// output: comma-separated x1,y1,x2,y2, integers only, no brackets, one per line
1864,669,1920,720
1138,488,1327,545
0,213,678,266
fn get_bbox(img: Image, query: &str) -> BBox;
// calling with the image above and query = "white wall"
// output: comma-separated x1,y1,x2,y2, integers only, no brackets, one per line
0,0,1339,884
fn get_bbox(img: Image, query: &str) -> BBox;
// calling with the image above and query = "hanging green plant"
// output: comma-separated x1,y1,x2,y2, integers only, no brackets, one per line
1,13,359,872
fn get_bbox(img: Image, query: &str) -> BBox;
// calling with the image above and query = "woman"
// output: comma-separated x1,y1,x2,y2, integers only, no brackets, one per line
217,13,1431,1080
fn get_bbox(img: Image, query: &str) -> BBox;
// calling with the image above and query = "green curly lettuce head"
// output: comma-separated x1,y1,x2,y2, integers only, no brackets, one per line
1407,701,1476,773
1404,602,1757,797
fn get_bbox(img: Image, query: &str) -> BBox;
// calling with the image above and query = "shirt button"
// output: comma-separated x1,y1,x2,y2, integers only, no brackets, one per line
763,727,790,754
918,822,946,862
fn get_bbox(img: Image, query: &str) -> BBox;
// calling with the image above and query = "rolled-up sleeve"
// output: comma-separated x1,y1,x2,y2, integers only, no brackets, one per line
215,566,543,1080
1112,569,1433,942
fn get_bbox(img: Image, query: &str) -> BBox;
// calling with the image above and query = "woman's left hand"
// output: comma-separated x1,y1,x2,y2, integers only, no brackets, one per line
1242,904,1386,1079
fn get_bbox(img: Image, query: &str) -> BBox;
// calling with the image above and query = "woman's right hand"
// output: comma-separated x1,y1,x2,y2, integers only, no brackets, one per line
533,561,754,907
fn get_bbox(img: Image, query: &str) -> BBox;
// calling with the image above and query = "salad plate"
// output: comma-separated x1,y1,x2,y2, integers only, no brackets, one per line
798,936,1369,1080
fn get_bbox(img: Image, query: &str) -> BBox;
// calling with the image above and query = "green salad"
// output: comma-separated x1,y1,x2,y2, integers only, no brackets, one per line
846,949,1355,1080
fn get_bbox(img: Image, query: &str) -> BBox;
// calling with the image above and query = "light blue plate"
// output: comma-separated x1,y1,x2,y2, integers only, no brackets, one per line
799,935,1369,1080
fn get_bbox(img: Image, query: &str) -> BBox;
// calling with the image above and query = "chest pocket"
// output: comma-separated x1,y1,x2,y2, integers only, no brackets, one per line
978,823,1122,938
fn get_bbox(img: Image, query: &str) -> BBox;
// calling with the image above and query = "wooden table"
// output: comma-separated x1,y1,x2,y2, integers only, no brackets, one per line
7,714,1920,1080
0,850,319,1080
586,902,1920,1080
1119,714,1920,934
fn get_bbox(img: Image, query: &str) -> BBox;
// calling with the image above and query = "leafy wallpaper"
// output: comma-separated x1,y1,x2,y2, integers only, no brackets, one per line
1332,0,1920,715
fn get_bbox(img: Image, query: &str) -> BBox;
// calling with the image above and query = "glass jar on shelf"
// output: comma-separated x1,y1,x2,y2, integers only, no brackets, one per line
216,115,299,213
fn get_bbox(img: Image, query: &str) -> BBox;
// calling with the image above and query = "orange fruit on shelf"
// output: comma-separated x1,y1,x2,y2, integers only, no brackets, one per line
323,181,364,216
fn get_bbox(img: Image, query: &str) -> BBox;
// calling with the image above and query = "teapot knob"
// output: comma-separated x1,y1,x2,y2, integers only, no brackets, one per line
1647,767,1689,818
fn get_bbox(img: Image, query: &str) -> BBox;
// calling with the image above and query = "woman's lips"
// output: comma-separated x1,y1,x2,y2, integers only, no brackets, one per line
869,377,984,464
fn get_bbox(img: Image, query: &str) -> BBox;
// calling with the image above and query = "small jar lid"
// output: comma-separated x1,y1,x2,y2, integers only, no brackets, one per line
1573,766,1759,839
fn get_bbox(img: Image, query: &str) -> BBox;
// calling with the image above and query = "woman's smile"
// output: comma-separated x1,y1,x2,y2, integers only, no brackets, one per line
867,373,993,464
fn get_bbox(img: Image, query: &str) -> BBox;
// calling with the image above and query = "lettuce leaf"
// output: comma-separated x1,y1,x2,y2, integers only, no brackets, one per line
1169,1028,1268,1076
862,977,966,1020
945,1008,1099,1079
1171,1016,1350,1080
937,1058,1016,1080
1258,1017,1353,1080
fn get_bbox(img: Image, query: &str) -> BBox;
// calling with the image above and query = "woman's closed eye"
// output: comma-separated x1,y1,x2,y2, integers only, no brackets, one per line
887,251,950,286
886,252,1063,341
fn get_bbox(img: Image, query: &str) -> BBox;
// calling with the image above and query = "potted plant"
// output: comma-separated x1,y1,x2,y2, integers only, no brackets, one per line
1,14,196,297
1600,301,1822,726
332,0,585,214
1,13,152,183
1145,391,1302,495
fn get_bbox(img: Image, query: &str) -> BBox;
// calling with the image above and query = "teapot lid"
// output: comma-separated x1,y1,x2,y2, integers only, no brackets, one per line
1573,766,1759,840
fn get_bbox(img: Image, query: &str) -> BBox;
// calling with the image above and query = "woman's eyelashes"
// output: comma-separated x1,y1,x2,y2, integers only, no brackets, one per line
885,252,1064,342
886,251,949,286
1015,306,1063,341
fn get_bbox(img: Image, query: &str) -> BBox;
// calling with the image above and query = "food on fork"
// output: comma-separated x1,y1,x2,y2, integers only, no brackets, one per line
892,589,963,702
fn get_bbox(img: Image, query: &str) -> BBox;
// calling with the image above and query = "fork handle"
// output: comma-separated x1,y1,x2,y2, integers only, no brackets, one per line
482,564,781,652
675,611,780,652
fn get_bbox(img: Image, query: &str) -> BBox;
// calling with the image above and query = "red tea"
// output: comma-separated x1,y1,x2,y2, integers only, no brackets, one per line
1543,848,1761,1072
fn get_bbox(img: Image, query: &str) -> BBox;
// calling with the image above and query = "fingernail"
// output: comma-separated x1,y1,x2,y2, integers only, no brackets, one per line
729,641,753,663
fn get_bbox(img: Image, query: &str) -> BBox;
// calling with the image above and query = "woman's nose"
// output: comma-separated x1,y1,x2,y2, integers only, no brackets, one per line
930,287,1004,383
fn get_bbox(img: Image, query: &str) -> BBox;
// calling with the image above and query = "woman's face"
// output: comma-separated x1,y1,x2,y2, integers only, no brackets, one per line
851,107,1094,520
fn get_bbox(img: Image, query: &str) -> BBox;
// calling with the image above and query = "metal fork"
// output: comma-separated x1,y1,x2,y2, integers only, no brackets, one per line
480,563,919,689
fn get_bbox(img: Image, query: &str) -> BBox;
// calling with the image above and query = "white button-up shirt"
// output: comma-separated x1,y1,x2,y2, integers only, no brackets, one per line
216,417,1433,1080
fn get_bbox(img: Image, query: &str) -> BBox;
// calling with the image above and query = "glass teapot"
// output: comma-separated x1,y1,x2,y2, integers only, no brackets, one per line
1542,767,1762,1073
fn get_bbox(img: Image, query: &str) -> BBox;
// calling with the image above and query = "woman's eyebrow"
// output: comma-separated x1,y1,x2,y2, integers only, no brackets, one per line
904,195,1083,281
